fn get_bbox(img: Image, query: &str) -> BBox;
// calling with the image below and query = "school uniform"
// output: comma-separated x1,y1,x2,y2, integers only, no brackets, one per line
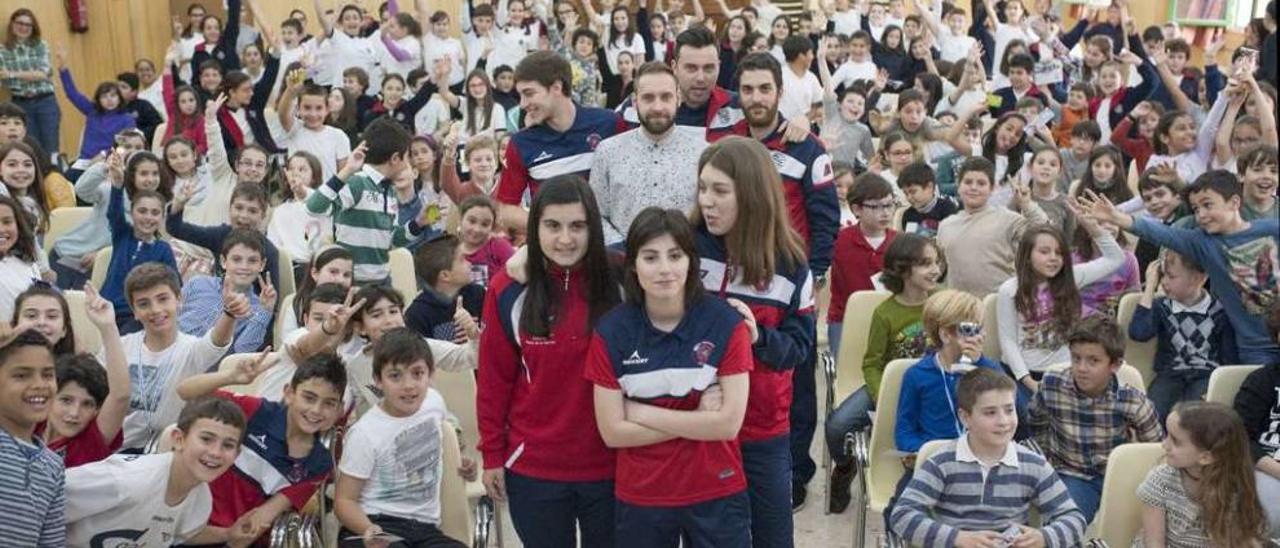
478,268,616,547
495,105,627,207
695,227,815,547
584,296,754,548
205,392,331,536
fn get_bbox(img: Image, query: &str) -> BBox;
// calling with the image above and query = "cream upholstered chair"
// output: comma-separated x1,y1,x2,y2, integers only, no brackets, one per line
1205,365,1263,404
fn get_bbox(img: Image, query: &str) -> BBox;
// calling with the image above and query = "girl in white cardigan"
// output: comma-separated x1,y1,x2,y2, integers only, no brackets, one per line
996,203,1125,392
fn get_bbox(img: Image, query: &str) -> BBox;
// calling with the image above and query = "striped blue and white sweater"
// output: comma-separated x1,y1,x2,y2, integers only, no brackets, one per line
889,436,1086,548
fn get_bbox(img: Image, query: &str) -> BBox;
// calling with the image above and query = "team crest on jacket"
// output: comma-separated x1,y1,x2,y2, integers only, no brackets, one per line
693,341,716,367
587,133,602,150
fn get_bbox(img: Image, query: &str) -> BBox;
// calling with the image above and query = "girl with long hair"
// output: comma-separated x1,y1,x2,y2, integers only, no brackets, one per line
995,211,1124,392
0,195,43,320
1072,144,1139,212
478,175,621,548
1140,401,1271,547
718,15,751,88
267,151,332,282
0,141,50,237
588,206,752,547
287,246,354,332
54,53,135,177
691,136,814,544
158,42,208,154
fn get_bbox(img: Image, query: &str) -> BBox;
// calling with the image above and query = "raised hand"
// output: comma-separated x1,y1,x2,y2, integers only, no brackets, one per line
286,68,308,93
1066,195,1102,235
339,141,368,180
1010,176,1032,211
322,289,367,337
222,277,253,320
206,92,228,121
172,16,185,38
258,274,277,311
229,348,280,386
1115,49,1141,66
453,297,478,343
53,45,67,71
83,283,116,328
106,150,125,186
1075,188,1122,225
1204,28,1226,60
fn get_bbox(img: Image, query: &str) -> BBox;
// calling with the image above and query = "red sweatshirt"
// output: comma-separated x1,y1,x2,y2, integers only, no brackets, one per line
477,266,614,482
1110,117,1154,173
828,226,896,323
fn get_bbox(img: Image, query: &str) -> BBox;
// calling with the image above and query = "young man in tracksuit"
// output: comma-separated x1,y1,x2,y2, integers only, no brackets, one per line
718,52,840,507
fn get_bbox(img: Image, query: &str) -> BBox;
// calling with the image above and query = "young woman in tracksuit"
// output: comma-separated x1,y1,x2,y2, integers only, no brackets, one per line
586,207,754,548
692,137,815,547
477,175,621,548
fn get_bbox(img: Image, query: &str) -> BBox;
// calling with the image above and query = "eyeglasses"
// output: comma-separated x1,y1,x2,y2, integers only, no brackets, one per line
12,20,33,28
237,159,268,170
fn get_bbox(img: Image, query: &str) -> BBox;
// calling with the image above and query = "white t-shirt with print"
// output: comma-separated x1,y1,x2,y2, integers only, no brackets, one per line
66,452,212,548
113,331,229,450
280,124,352,182
340,390,449,523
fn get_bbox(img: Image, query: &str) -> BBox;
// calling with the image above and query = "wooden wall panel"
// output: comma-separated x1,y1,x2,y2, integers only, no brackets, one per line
0,0,1240,158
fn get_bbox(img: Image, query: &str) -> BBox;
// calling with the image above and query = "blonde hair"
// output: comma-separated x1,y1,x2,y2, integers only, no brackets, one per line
922,289,982,348
464,134,499,158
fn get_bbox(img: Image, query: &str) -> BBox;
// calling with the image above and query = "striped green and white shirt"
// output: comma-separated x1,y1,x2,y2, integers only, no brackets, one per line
307,164,414,282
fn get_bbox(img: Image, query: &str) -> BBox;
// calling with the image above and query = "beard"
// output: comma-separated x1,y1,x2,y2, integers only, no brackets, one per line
639,110,674,135
743,102,778,129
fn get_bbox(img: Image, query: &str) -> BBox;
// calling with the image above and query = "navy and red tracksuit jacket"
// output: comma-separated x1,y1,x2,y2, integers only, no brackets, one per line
496,105,628,205
717,116,840,278
695,227,816,442
477,266,614,482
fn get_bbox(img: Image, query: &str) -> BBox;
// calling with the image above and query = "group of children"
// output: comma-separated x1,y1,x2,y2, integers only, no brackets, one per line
0,0,1277,546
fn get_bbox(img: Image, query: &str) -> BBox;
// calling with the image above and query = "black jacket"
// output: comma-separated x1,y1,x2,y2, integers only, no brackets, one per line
1234,362,1280,463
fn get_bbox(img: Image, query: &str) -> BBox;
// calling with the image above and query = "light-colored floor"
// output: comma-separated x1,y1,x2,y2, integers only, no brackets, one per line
486,368,889,547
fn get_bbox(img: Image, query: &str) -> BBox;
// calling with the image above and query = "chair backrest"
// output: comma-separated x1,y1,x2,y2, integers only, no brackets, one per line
433,368,480,461
866,358,918,512
915,438,952,467
90,246,113,289
1206,365,1263,404
981,293,1001,363
439,424,473,544
276,248,296,302
63,290,103,355
1045,362,1148,394
389,248,417,301
1115,292,1155,387
834,290,893,402
1094,443,1164,548
45,207,93,251
274,293,296,350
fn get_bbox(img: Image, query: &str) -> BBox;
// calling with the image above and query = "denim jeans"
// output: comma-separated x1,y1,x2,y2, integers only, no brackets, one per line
504,471,616,548
1147,373,1210,423
1256,470,1280,536
1060,474,1104,524
825,386,874,463
15,93,60,156
742,434,793,548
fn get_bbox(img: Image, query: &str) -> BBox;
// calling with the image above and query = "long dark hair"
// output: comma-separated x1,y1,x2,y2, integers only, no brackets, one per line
294,246,354,326
520,175,619,337
608,6,637,49
0,195,37,262
623,208,705,308
1074,145,1132,205
464,70,497,136
0,141,48,234
123,151,175,203
1014,225,1079,338
982,112,1030,180
4,9,40,49
13,283,75,356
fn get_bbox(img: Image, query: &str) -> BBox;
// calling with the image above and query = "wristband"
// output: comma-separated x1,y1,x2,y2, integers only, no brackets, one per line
223,309,236,320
